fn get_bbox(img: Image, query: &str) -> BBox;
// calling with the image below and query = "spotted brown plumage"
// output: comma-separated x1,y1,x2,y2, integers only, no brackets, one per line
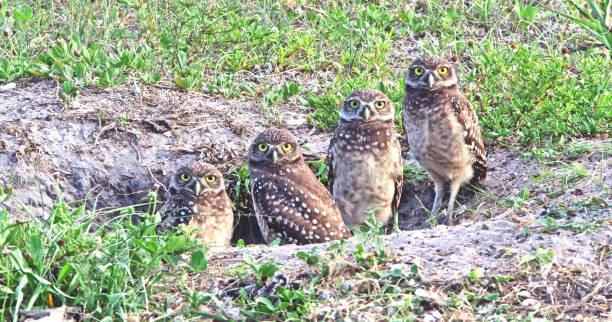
402,56,487,224
248,129,351,245
327,89,403,227
158,161,234,249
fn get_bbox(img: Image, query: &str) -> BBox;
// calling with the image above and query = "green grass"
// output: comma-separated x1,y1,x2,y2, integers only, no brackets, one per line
0,190,207,319
1,0,610,146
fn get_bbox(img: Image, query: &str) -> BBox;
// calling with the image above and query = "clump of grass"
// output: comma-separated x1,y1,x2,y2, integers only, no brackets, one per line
0,190,206,320
465,43,611,146
547,0,612,53
537,195,610,234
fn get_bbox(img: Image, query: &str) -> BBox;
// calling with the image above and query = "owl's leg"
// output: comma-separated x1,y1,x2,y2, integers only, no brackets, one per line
446,180,462,225
429,172,445,219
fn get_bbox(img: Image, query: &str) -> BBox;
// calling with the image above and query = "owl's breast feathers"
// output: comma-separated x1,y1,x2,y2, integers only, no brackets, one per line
197,191,233,215
328,120,400,197
329,121,403,217
160,191,232,229
403,87,486,183
332,121,398,153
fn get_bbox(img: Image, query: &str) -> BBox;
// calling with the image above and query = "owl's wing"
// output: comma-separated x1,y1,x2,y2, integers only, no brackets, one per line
391,138,403,215
251,179,310,244
157,197,196,231
450,95,487,182
326,132,337,194
251,176,350,245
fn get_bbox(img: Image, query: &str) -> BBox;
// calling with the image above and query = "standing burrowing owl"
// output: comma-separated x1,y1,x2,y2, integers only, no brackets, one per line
158,161,234,249
328,89,403,227
402,56,486,223
248,129,352,245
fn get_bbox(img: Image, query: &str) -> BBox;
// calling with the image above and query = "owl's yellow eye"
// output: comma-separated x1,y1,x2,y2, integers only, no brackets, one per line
349,100,360,109
374,101,385,109
180,173,191,182
414,67,424,75
258,143,268,152
281,142,292,151
438,67,448,75
205,175,216,183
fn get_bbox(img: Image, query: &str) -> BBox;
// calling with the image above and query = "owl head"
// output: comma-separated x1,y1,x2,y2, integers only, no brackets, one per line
167,161,226,198
339,88,394,123
405,56,458,91
248,129,302,168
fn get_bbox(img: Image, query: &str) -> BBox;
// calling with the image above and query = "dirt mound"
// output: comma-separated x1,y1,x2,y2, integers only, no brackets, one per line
0,80,327,213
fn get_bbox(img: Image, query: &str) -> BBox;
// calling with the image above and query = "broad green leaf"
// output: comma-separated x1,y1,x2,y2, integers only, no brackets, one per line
174,76,191,89
535,248,555,264
164,254,178,267
56,263,73,284
29,234,43,266
74,63,87,80
483,292,499,301
14,6,33,22
190,249,208,272
164,235,187,252
256,297,277,312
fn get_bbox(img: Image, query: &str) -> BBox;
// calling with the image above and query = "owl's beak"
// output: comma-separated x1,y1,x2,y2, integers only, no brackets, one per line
427,73,435,88
271,149,278,163
193,180,202,196
360,107,371,121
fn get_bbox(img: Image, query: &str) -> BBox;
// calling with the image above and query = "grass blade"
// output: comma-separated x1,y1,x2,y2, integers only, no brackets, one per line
13,276,28,322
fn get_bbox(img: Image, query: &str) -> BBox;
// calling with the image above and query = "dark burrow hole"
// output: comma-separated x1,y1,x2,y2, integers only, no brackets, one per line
226,180,479,246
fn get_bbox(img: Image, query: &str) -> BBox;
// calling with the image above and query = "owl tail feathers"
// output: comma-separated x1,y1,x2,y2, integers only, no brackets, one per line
470,157,487,185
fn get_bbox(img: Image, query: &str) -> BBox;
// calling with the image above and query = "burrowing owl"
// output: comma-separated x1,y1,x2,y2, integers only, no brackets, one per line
328,89,403,227
248,129,351,245
158,161,234,249
402,56,486,223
